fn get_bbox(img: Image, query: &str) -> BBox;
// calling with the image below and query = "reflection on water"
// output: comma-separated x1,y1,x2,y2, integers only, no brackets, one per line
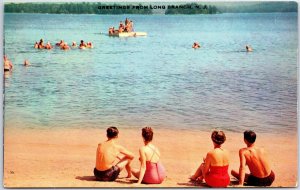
3,13,298,134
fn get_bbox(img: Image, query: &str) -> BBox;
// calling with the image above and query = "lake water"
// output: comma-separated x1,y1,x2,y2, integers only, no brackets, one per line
4,13,298,134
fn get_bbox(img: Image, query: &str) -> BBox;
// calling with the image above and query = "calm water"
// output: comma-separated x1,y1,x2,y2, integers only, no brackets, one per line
4,13,298,134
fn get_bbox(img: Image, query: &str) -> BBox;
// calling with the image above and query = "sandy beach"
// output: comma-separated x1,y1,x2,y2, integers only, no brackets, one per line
3,126,297,188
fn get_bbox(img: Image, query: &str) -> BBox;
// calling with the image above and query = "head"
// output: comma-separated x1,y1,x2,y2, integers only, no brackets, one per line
40,39,43,42
244,130,256,145
106,126,119,139
246,45,249,50
81,40,84,44
3,55,7,60
142,127,153,143
211,130,226,145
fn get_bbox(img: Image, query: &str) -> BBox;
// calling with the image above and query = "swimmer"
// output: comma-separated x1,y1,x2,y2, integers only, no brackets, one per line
45,42,53,49
61,43,70,50
34,42,38,49
24,59,30,66
246,45,253,52
3,55,13,72
56,40,64,46
192,42,200,49
79,40,87,49
72,41,77,47
86,42,93,48
38,39,44,49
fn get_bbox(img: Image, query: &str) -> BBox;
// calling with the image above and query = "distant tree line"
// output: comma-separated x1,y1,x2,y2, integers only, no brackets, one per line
165,3,218,14
4,3,152,14
217,2,298,13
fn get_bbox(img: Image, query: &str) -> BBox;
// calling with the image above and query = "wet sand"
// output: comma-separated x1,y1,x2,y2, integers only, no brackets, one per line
3,127,298,188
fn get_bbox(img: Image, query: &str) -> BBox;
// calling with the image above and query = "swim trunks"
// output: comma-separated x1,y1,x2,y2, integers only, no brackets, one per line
246,170,275,186
94,166,120,181
205,165,230,187
4,68,10,72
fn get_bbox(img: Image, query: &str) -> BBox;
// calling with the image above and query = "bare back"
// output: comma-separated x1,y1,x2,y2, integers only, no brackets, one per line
243,146,271,178
142,144,160,163
208,148,230,166
95,141,121,171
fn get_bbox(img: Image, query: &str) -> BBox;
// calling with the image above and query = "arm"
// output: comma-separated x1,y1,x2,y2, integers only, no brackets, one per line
238,149,247,185
137,148,146,184
202,153,211,178
95,144,101,167
118,146,134,160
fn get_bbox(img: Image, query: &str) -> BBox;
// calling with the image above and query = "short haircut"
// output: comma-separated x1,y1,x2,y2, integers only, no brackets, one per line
106,126,119,138
211,130,226,145
142,127,153,142
244,130,256,144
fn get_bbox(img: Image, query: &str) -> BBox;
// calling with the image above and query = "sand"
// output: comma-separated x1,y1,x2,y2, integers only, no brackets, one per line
3,127,298,188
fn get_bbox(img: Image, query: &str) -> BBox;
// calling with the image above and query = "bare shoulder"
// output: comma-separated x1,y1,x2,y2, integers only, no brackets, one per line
239,147,248,155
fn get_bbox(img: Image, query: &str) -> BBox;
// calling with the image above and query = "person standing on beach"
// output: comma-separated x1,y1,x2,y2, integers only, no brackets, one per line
94,126,134,181
231,130,275,186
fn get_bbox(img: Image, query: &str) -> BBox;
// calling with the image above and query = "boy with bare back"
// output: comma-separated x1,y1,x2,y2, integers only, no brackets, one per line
231,130,275,186
94,126,134,181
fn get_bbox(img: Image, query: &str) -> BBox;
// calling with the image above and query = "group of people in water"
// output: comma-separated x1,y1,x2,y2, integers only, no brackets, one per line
109,18,134,35
95,127,274,187
34,39,93,50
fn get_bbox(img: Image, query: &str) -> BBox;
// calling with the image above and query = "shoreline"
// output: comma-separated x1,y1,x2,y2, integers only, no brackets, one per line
4,126,298,187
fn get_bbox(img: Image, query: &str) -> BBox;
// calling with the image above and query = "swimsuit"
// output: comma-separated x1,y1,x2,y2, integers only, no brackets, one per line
142,146,166,184
93,166,120,181
204,165,230,188
4,68,10,72
246,170,275,186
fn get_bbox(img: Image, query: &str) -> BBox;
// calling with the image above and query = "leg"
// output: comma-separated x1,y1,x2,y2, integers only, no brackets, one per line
190,163,204,181
231,170,250,184
131,168,140,179
231,170,239,180
116,156,132,178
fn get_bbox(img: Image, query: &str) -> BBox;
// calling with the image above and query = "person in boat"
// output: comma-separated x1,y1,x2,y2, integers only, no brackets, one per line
79,40,87,49
24,59,30,66
190,131,230,188
3,55,13,72
45,42,53,50
119,21,125,33
38,39,44,49
131,127,166,184
108,27,114,35
192,42,200,49
231,130,275,186
129,21,134,32
94,126,134,181
125,18,129,26
246,45,253,52
86,42,93,48
61,43,70,50
34,42,38,49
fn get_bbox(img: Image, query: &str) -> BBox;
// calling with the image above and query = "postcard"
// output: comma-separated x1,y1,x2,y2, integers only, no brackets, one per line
2,1,298,188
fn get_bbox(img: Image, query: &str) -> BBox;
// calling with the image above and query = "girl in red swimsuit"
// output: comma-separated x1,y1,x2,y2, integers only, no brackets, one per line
190,131,230,187
131,127,166,184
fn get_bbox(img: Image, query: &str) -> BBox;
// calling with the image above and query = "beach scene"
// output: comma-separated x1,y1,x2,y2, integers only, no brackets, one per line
3,1,298,188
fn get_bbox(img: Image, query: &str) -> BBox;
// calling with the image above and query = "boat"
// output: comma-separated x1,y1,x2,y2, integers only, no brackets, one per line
109,32,147,37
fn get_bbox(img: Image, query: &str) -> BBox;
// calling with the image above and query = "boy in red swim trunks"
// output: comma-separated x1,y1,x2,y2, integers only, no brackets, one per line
231,130,275,186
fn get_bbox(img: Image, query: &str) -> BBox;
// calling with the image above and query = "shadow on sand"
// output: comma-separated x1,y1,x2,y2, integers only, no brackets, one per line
75,176,136,184
75,176,97,181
